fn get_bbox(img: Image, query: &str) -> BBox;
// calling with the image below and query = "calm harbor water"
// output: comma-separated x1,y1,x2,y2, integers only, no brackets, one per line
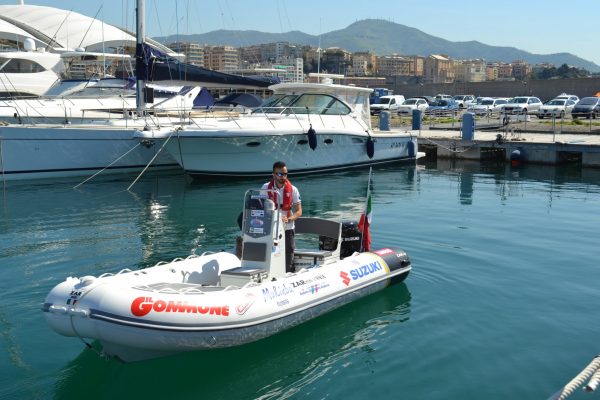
1,160,600,400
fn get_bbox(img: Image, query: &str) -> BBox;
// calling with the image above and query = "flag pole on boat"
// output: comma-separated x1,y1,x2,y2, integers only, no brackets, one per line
359,166,373,252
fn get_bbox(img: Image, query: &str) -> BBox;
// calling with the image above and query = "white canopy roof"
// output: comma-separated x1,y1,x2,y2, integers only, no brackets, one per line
0,5,178,57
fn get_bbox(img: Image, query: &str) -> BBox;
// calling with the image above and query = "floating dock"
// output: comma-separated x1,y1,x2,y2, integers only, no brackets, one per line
415,129,600,167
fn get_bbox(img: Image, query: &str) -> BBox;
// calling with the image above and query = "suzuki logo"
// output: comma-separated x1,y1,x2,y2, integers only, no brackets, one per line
340,271,350,286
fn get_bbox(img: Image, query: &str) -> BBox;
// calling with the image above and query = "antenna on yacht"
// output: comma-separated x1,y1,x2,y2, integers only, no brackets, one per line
44,10,72,52
77,5,103,49
135,0,146,117
316,19,322,75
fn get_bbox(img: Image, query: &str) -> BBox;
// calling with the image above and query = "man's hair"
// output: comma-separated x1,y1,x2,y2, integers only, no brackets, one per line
272,161,286,171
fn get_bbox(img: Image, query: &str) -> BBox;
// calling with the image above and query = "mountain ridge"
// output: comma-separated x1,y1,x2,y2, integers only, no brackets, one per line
154,19,600,73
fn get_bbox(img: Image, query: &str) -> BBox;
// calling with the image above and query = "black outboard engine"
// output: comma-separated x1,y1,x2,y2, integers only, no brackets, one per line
318,221,370,259
340,221,362,259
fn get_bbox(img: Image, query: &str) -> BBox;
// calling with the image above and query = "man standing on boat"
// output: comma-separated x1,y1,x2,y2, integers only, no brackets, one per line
262,161,302,273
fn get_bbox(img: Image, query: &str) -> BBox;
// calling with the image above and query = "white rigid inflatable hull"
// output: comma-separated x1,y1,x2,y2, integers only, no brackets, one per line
43,248,410,362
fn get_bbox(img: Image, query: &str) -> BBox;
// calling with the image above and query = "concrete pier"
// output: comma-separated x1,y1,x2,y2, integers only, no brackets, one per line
414,129,600,167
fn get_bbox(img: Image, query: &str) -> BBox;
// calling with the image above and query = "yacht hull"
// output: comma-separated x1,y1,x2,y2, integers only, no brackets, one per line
162,130,417,177
0,124,179,181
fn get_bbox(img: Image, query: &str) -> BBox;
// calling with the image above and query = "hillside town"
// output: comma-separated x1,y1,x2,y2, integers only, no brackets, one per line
166,40,592,86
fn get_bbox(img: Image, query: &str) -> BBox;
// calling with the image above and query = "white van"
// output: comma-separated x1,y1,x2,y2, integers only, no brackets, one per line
370,95,406,115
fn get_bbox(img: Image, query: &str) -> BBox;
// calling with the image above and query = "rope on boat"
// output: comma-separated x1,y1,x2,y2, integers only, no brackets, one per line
73,142,143,189
547,355,600,400
98,268,132,278
127,127,178,191
0,136,5,188
585,368,600,392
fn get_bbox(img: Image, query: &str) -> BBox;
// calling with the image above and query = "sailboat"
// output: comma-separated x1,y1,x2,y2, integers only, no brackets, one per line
0,2,275,182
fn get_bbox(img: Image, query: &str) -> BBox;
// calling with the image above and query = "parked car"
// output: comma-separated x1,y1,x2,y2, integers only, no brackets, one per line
553,93,579,103
397,97,430,115
370,95,406,115
468,97,509,116
425,99,460,116
500,96,542,115
435,94,453,101
453,95,475,109
571,97,600,119
414,95,436,105
536,99,577,119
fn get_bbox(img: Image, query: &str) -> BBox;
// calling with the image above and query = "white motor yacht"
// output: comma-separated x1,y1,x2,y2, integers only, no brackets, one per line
136,80,421,177
0,46,63,98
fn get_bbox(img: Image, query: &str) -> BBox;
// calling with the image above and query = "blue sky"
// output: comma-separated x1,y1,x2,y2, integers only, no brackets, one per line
7,0,600,67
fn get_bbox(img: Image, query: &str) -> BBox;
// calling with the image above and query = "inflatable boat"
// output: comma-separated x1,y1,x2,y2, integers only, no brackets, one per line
43,188,411,362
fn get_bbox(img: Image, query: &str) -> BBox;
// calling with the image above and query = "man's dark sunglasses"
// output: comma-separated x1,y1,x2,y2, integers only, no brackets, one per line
275,172,288,177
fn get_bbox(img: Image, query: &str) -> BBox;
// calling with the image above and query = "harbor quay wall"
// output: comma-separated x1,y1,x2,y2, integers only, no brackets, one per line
386,77,600,101
429,139,600,167
417,129,600,168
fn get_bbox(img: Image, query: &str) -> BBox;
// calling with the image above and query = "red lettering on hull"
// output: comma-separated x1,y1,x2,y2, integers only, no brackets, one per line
130,297,229,317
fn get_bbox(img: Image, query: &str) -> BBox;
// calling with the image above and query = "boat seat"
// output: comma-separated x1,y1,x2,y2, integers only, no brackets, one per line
295,217,341,240
294,249,332,265
294,217,341,266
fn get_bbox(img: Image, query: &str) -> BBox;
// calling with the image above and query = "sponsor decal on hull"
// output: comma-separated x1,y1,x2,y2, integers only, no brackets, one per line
66,290,83,305
340,260,384,286
290,274,326,289
299,282,330,295
235,293,256,315
130,297,230,317
374,248,394,256
262,283,294,304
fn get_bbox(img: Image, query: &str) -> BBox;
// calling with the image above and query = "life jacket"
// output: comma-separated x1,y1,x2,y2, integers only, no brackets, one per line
267,179,293,217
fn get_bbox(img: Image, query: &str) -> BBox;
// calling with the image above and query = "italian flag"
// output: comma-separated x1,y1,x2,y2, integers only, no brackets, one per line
358,192,372,251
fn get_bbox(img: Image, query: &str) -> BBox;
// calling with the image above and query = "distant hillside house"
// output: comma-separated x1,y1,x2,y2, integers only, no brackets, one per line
321,47,352,75
167,42,204,67
512,60,532,80
240,42,303,64
233,57,304,83
424,54,454,84
454,59,486,83
350,51,378,77
497,63,514,80
377,54,412,77
204,45,240,72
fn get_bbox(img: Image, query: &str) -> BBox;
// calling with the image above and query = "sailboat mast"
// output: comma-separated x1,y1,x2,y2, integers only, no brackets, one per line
135,0,146,117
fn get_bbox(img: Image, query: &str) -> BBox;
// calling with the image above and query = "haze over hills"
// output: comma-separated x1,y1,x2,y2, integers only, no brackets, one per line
155,19,600,73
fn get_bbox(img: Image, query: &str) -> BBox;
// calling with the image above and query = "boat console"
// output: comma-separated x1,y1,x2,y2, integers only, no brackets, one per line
220,189,286,287
219,189,364,287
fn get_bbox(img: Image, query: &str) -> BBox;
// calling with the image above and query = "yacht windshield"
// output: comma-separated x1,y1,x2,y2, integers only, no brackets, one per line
0,57,46,73
254,93,351,115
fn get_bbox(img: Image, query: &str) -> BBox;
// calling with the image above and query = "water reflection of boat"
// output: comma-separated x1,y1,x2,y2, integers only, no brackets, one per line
53,283,410,398
43,187,411,362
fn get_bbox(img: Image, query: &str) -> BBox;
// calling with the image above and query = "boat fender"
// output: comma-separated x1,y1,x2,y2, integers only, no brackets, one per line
366,136,375,159
407,140,416,158
510,149,523,167
307,125,317,150
373,247,411,272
